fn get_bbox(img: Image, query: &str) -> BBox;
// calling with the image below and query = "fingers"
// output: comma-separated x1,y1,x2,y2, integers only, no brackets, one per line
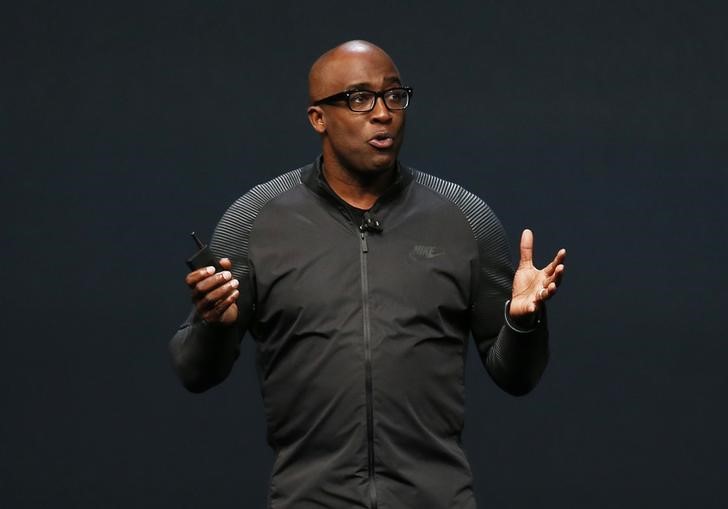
538,281,558,301
552,248,566,269
189,269,232,293
184,258,233,286
183,257,240,323
199,289,240,323
518,229,534,268
193,272,240,322
534,247,567,302
192,270,237,309
542,248,566,275
540,263,565,291
185,265,216,286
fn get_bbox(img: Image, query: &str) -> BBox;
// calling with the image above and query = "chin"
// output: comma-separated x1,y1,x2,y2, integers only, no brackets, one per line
368,152,398,171
328,144,400,175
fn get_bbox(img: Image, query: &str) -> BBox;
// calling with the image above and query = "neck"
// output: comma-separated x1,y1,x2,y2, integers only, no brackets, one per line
321,158,396,210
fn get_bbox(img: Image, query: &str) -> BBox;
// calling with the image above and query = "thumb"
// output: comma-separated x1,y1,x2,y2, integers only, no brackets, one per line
219,257,233,270
518,229,534,268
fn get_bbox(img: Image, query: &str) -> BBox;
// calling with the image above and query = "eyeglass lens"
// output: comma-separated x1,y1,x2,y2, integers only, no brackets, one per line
349,89,410,112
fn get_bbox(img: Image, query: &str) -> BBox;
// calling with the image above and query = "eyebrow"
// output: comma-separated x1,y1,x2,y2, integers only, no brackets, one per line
345,76,402,91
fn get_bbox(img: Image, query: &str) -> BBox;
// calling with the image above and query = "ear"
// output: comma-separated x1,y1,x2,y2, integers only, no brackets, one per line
307,106,326,134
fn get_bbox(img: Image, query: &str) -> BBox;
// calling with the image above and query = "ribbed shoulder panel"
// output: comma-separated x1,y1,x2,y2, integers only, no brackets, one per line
413,170,509,256
210,168,303,278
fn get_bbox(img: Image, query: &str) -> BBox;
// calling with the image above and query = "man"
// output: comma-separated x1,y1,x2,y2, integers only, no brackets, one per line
170,40,566,508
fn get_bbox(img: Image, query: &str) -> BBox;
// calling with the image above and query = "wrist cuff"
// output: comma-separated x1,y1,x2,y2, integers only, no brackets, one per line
504,299,541,334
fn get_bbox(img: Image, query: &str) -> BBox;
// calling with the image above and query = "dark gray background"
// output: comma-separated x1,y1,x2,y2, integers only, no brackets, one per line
3,1,727,507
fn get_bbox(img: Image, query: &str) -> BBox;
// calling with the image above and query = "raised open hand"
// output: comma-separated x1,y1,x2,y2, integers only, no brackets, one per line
509,229,566,322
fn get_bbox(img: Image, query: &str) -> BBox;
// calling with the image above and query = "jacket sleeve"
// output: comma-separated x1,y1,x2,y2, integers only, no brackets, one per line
168,194,258,393
469,200,549,396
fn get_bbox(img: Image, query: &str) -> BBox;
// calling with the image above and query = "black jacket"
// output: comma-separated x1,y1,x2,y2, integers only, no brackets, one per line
170,158,549,509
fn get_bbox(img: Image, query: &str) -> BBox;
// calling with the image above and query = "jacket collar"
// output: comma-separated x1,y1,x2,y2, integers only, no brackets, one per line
301,155,414,208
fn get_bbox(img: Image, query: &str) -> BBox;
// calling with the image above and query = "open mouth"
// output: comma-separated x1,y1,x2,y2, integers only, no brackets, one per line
368,133,394,149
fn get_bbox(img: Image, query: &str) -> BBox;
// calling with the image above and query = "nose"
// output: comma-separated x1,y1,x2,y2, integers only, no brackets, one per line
370,96,393,123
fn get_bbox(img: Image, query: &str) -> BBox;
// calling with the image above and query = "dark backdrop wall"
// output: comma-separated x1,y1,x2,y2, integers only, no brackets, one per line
4,1,727,507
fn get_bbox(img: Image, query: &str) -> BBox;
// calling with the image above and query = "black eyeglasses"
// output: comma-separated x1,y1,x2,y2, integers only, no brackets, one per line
312,87,413,112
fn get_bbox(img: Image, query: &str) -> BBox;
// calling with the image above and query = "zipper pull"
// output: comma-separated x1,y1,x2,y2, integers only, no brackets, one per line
360,228,369,253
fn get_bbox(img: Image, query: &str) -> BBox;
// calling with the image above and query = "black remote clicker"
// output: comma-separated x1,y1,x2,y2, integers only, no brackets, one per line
186,232,222,272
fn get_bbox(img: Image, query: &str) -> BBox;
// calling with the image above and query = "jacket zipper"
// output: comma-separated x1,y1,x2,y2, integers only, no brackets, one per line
359,226,378,509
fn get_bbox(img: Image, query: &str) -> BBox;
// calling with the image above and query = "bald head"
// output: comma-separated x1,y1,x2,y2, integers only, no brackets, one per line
308,40,400,103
